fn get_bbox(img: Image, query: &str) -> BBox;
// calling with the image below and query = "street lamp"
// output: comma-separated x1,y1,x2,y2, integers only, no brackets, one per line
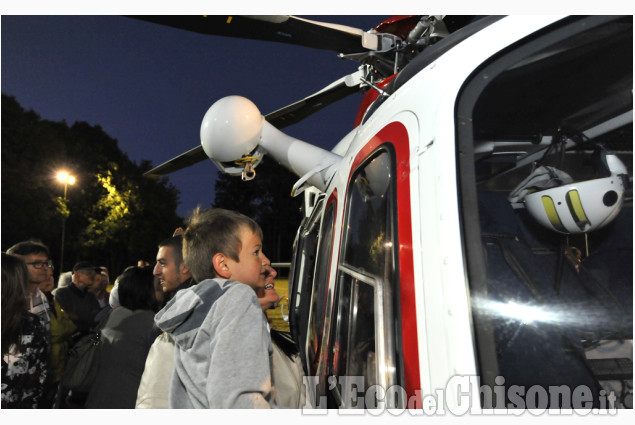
56,170,76,273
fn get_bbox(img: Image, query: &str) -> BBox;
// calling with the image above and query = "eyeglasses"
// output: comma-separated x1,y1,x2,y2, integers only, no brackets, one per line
26,260,55,270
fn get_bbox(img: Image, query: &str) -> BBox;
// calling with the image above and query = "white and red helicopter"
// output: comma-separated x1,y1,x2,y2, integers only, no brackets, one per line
144,15,633,410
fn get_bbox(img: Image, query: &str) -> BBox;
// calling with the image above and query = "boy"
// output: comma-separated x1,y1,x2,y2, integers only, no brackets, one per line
154,208,275,408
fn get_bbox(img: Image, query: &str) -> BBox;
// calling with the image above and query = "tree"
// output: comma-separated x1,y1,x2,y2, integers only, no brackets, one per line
1,94,183,277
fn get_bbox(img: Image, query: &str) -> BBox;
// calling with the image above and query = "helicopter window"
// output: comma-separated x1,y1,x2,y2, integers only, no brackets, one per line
306,201,336,376
457,16,633,408
328,148,399,407
289,196,324,373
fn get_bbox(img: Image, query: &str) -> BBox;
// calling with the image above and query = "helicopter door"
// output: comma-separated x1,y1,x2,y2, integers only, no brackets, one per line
327,147,401,408
305,198,337,380
288,195,325,373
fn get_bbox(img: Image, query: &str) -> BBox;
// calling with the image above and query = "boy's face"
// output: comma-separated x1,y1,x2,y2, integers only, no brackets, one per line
226,226,269,291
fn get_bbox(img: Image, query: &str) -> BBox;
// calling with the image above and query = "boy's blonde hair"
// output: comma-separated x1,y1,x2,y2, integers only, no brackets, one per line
182,207,263,282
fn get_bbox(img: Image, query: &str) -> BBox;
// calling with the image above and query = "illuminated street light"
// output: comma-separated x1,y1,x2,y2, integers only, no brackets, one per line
56,171,76,197
56,170,76,272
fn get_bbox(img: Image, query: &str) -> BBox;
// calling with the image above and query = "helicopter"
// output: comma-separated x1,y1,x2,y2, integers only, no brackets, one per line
143,15,633,411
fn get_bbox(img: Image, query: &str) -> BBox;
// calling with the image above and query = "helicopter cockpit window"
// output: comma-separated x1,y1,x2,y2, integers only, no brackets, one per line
328,148,399,407
457,16,633,409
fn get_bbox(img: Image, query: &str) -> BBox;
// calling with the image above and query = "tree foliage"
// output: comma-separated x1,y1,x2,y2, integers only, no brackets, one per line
84,169,134,247
213,157,304,263
1,94,183,276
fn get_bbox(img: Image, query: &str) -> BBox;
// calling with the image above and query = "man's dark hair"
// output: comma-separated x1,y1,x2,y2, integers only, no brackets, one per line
158,236,184,268
6,240,50,258
116,266,156,311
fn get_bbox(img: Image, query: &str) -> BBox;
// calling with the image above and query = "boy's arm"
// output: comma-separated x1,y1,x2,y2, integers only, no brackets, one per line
207,285,274,408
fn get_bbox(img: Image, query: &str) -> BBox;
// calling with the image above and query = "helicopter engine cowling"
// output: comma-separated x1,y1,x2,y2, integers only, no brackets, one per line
200,95,342,192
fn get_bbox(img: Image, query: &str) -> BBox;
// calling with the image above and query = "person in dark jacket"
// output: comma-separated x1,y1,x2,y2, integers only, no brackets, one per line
85,266,157,408
53,262,102,333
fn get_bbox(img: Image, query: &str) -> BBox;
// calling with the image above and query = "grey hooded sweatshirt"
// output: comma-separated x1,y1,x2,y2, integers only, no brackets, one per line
154,278,275,408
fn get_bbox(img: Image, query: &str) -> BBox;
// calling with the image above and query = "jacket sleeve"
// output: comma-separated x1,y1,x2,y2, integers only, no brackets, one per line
206,285,274,408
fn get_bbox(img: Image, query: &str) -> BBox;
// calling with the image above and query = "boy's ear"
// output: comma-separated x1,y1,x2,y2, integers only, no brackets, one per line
212,253,231,279
179,260,191,276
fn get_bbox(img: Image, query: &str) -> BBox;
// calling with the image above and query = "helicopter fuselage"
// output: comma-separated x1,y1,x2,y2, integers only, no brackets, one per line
283,15,632,410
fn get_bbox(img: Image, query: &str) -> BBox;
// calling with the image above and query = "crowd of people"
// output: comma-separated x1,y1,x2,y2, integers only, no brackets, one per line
1,207,307,409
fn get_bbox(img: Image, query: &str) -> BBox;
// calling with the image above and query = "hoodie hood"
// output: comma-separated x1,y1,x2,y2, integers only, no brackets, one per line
154,278,236,350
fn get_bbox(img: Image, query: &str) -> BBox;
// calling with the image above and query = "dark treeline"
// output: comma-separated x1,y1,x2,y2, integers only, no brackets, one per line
1,94,183,277
2,94,303,278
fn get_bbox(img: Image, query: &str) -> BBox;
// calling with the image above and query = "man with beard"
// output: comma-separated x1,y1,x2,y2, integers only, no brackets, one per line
149,233,195,339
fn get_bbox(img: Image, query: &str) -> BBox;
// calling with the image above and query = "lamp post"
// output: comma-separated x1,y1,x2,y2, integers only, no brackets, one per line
56,171,76,273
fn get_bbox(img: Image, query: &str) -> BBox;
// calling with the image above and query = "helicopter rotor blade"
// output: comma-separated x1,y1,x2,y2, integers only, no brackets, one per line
144,75,362,178
144,145,208,179
266,74,360,128
130,15,374,55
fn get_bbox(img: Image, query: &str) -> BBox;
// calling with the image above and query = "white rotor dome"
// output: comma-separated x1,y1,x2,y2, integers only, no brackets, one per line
200,96,263,163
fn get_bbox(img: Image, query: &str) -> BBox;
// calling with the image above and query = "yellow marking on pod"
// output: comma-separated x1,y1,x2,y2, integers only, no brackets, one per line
541,195,567,233
565,189,590,230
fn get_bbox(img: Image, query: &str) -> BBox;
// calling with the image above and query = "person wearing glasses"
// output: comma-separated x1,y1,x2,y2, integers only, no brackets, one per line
6,240,54,333
6,240,54,407
1,253,49,408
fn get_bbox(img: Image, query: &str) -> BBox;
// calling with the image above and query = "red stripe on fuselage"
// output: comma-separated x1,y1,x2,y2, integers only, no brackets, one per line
349,121,420,403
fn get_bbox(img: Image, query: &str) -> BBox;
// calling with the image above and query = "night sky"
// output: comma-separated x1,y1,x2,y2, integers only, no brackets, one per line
1,5,620,218
2,14,390,218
